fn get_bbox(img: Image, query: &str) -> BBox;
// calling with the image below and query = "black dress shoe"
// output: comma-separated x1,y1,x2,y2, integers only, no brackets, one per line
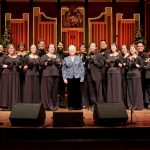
144,103,149,109
68,107,73,110
59,105,66,108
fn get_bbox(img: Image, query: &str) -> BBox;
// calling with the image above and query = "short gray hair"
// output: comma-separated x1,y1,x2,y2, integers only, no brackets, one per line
68,45,76,52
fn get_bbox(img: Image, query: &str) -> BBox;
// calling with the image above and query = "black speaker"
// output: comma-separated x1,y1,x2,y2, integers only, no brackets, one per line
93,103,128,126
9,103,46,126
53,111,84,127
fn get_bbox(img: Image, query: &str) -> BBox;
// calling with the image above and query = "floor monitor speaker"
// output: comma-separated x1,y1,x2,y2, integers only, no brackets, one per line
53,111,84,127
93,103,128,126
9,103,46,126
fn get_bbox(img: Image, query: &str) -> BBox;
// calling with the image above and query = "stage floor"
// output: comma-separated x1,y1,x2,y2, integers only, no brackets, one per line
1,108,150,150
1,108,150,128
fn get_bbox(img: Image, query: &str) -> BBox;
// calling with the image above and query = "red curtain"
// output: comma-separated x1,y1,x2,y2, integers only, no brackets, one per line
10,21,28,50
38,22,55,48
91,22,106,48
118,21,135,48
62,29,84,50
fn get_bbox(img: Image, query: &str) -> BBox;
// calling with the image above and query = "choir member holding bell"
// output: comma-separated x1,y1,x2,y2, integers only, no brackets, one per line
106,43,123,103
40,44,61,111
87,43,105,105
126,44,144,110
23,44,41,103
0,44,22,109
121,44,129,107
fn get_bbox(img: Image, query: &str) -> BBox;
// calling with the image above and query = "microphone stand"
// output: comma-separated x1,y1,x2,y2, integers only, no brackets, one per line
0,110,3,125
130,108,133,124
130,107,136,125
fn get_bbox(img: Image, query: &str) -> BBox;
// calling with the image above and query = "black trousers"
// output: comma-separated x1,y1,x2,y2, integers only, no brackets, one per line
58,76,66,107
67,78,82,109
146,79,150,103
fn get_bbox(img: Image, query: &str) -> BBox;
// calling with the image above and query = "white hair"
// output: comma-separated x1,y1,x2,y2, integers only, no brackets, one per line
68,45,76,52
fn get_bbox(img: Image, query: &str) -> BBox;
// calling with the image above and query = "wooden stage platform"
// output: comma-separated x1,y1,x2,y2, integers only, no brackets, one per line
1,108,150,150
1,108,150,128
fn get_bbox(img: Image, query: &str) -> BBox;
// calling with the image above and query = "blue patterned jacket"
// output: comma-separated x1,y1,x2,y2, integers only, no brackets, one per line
62,55,85,81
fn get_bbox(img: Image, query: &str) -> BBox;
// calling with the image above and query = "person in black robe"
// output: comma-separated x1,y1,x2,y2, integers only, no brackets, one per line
36,40,46,83
0,44,4,74
17,42,28,57
37,40,46,57
143,56,150,108
23,44,41,103
121,44,129,107
137,42,149,108
106,43,123,103
0,44,4,108
126,44,144,110
87,43,105,108
0,44,22,109
17,42,27,102
79,44,90,108
40,44,61,111
56,41,67,108
99,40,111,102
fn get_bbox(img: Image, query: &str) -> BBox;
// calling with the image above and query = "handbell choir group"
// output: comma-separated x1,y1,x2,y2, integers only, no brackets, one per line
0,40,150,111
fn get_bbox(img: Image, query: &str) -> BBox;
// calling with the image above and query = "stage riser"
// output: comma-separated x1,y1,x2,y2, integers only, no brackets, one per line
1,128,150,143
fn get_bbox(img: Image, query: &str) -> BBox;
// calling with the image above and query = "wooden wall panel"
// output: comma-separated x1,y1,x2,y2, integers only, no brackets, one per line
89,7,112,49
116,13,140,48
33,7,57,48
5,13,29,50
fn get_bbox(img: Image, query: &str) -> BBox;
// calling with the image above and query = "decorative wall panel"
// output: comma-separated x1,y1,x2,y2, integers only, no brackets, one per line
116,13,140,48
33,7,57,48
88,7,112,49
5,13,29,50
61,7,84,50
